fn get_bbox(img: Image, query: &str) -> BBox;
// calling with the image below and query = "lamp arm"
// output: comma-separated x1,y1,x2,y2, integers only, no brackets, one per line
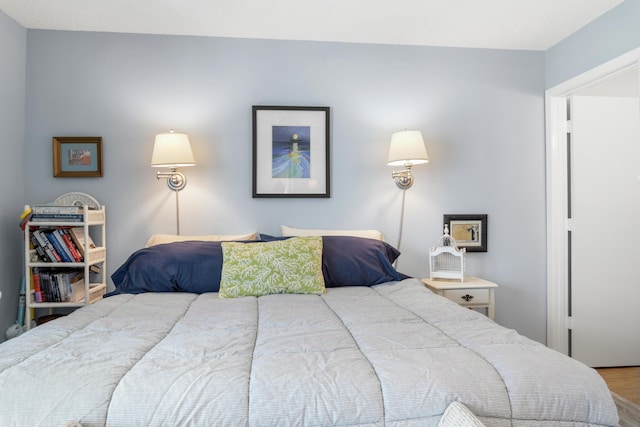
156,168,187,191
391,165,414,189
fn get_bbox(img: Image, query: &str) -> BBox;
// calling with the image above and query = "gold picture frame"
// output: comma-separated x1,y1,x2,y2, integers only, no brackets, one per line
53,136,103,178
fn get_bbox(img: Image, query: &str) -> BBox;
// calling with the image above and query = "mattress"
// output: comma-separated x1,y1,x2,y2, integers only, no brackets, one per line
0,278,619,427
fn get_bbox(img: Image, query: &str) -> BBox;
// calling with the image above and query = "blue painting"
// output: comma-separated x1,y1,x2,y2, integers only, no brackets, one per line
271,126,311,178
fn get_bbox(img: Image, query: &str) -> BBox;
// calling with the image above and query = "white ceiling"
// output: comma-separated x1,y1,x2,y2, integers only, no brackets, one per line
0,0,624,51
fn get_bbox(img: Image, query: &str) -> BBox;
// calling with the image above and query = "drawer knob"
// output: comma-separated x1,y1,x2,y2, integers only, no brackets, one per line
461,294,474,302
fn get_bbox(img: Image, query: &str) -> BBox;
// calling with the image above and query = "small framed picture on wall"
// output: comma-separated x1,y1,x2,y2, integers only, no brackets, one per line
443,214,488,252
53,136,103,178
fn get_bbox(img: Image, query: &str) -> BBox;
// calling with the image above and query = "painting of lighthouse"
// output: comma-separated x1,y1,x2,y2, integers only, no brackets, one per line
271,126,311,179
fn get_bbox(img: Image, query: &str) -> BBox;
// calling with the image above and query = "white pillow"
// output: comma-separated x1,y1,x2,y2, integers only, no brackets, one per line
437,402,485,427
280,225,384,241
145,232,258,248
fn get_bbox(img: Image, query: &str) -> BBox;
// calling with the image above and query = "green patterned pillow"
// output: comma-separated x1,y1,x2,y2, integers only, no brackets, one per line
219,236,325,298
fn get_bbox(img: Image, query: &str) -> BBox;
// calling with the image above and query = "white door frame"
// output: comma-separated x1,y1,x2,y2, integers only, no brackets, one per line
545,48,640,354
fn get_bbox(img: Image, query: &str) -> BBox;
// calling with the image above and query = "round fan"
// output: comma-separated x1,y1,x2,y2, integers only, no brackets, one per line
54,192,101,208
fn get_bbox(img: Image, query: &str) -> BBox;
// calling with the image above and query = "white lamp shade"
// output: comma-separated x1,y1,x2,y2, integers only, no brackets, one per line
151,132,196,167
387,130,429,166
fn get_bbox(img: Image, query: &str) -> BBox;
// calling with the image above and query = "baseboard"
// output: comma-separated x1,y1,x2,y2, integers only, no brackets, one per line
612,392,640,427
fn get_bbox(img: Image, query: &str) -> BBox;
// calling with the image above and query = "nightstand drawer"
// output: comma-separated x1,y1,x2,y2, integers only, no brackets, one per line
443,288,490,305
422,277,498,319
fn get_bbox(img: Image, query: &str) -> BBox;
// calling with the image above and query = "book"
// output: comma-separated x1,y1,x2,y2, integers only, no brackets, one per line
31,205,82,214
39,271,52,302
54,272,75,302
30,235,48,262
57,228,82,262
33,230,62,262
51,274,61,302
51,230,75,262
32,235,54,262
62,228,83,261
20,206,33,220
30,213,84,222
19,206,32,230
32,269,43,303
33,269,85,303
45,231,72,262
68,227,96,257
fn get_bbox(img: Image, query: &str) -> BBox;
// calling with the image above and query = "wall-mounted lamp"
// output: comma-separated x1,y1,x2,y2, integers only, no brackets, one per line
151,130,196,191
387,130,429,189
387,130,429,267
151,130,196,234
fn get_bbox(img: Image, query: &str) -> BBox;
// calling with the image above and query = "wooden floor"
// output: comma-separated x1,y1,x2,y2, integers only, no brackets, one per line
597,367,640,406
597,367,640,426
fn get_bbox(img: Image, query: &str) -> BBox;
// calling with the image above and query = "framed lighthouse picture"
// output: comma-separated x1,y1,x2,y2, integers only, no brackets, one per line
252,106,330,198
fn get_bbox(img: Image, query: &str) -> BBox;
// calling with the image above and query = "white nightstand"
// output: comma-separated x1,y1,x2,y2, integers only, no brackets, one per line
421,276,498,319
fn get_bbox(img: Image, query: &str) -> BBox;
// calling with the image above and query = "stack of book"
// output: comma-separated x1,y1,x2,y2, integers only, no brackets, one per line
32,269,84,303
20,204,88,230
30,205,84,222
30,227,93,263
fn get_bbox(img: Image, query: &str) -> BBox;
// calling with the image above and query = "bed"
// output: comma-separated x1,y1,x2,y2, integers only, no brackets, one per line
0,234,619,427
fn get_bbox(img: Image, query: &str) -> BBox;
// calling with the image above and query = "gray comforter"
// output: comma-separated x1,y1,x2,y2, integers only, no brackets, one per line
0,279,619,426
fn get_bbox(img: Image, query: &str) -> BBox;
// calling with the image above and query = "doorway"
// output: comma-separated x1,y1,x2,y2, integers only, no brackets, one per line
569,93,640,366
545,48,640,363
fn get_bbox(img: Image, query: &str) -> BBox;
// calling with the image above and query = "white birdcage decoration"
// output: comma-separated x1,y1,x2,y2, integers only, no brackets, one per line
429,225,466,282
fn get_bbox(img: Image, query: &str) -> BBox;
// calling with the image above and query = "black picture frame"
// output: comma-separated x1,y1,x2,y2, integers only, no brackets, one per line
252,105,330,198
443,214,488,252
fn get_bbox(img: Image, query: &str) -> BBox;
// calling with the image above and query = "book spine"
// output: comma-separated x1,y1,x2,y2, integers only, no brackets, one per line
33,230,61,262
31,206,81,214
20,206,33,220
51,274,61,302
64,228,84,262
40,271,51,302
53,230,75,262
64,273,74,302
30,213,84,222
55,273,70,302
30,235,48,262
32,269,43,303
19,206,33,230
46,231,72,262
31,230,48,258
60,228,83,261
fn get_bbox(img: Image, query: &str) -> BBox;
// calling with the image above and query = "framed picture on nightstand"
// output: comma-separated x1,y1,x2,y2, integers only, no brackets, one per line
443,214,488,252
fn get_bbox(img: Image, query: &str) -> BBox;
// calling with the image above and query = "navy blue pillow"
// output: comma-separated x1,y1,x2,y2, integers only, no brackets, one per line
108,241,226,296
260,234,410,287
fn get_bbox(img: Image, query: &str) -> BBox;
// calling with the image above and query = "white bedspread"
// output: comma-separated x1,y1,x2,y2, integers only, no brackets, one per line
0,279,619,427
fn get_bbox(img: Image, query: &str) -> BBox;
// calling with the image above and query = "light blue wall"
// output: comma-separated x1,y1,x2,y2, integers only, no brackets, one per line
0,10,26,342
545,0,640,88
24,31,547,342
